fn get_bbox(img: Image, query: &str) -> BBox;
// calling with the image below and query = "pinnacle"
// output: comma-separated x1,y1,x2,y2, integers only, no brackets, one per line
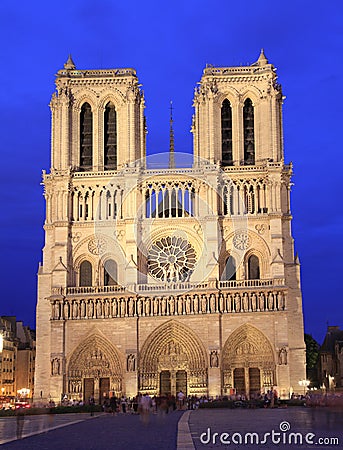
64,54,76,70
257,48,268,66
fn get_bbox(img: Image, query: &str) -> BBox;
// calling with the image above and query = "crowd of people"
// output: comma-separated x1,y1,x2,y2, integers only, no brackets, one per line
100,391,194,416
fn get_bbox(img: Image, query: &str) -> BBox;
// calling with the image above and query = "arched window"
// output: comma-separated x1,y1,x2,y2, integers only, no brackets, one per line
222,256,236,281
248,255,260,280
221,99,233,166
80,103,93,170
104,259,117,286
79,261,92,286
104,102,117,170
243,98,255,165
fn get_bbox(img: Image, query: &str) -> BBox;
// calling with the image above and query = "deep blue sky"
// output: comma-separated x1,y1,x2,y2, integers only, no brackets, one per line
0,0,342,344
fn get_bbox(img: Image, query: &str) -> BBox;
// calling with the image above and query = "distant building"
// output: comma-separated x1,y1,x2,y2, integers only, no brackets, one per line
319,326,343,389
0,317,17,398
16,322,36,400
35,51,306,405
0,317,35,401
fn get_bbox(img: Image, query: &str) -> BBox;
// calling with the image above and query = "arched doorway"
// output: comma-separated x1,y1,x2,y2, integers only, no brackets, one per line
222,324,275,398
67,334,123,404
139,320,208,397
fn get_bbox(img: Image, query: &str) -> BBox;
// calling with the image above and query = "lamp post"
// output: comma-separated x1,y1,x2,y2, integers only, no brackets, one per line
298,379,310,396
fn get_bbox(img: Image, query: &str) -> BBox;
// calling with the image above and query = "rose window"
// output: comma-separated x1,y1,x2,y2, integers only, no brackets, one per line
148,236,196,282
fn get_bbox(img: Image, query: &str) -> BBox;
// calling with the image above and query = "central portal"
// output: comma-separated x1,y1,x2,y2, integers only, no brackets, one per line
160,370,187,396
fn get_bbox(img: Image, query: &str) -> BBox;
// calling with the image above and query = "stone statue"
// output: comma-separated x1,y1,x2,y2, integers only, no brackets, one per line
177,297,183,315
259,292,265,311
268,292,274,310
80,300,86,318
87,300,94,318
251,293,257,311
53,301,60,319
210,350,219,368
185,295,191,314
96,300,102,318
201,295,207,313
104,299,109,317
152,297,158,315
219,293,224,313
169,296,175,315
128,297,134,316
72,301,78,319
279,347,287,365
63,301,69,319
210,294,216,313
243,293,249,312
127,354,136,372
51,358,60,375
234,293,241,312
193,295,199,314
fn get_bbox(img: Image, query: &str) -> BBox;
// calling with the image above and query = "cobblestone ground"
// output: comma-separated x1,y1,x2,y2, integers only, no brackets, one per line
189,407,343,449
0,411,183,449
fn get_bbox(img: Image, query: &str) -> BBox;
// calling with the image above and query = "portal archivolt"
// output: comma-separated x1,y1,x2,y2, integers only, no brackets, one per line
222,324,275,396
67,334,123,401
139,320,208,396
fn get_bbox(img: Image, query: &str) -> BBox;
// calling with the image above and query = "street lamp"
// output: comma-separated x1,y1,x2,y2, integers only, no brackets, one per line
298,379,310,396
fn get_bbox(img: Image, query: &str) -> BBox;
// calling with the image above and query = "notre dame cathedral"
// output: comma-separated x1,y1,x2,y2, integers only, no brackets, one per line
34,50,306,404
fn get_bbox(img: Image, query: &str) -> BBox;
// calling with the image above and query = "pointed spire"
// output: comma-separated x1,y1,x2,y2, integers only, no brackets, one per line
257,48,268,66
64,54,76,70
169,101,175,169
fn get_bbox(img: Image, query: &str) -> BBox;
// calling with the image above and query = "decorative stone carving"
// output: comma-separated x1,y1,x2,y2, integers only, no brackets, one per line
255,224,266,235
88,237,107,255
233,231,251,250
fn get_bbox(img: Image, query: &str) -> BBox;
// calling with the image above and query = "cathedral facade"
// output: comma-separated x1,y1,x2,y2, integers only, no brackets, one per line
34,51,306,404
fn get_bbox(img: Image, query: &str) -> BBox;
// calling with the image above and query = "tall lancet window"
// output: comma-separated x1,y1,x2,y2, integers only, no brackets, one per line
243,98,255,165
104,102,117,170
221,99,233,166
79,260,92,286
80,102,93,170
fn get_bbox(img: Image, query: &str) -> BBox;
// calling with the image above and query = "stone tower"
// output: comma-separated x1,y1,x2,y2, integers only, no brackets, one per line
34,52,306,404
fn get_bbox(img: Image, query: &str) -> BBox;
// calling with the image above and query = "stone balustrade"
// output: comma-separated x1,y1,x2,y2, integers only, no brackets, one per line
51,278,285,297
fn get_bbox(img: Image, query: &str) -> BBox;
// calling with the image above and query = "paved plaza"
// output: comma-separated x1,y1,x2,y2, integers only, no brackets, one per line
0,408,342,449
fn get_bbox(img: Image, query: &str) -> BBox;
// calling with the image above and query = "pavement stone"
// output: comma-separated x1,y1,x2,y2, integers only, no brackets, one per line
188,407,343,449
0,411,183,450
0,407,342,450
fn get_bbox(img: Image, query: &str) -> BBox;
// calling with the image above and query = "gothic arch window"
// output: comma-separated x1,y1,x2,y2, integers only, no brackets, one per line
104,102,117,170
222,256,236,281
221,99,233,166
243,98,255,165
248,255,260,280
79,260,92,287
104,259,117,286
80,103,93,171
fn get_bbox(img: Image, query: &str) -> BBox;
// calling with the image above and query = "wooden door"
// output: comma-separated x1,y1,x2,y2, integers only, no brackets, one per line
249,368,260,397
84,378,94,404
233,368,245,394
176,370,187,396
160,371,171,395
99,377,110,404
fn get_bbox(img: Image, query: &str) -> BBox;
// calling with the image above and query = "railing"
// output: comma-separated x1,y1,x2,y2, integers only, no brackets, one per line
51,278,285,297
